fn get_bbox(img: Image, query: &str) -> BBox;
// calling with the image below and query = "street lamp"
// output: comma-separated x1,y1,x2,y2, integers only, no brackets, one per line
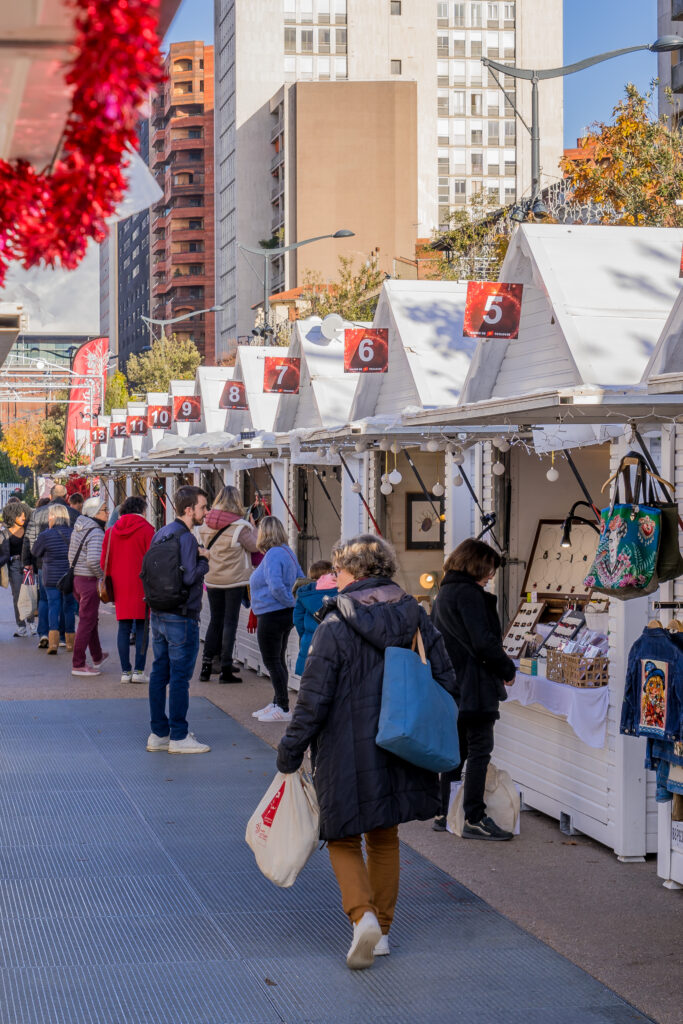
238,229,355,322
482,36,683,210
141,305,224,338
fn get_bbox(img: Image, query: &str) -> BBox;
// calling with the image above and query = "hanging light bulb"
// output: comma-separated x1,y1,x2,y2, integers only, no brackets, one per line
351,481,362,493
426,439,440,453
378,437,390,452
389,469,402,485
381,472,389,484
492,461,505,476
328,443,338,456
453,473,464,487
546,450,559,482
316,447,326,459
380,481,393,495
391,441,400,454
492,436,503,449
432,482,445,497
354,440,367,453
452,448,465,466
497,437,511,453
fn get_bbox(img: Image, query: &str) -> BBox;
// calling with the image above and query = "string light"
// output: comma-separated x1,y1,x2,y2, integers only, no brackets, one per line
546,450,559,482
453,473,464,486
432,481,445,496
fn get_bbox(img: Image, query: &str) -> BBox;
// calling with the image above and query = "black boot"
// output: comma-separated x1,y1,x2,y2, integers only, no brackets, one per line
198,660,212,682
218,666,242,684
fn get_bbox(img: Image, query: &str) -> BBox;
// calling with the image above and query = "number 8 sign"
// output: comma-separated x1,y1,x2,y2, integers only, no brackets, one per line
219,381,249,410
173,396,201,422
263,357,300,394
344,329,388,373
463,282,524,339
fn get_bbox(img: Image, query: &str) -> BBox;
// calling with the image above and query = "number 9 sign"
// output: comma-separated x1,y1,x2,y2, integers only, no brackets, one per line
344,329,389,373
463,282,524,339
219,381,249,410
173,396,201,422
263,357,300,394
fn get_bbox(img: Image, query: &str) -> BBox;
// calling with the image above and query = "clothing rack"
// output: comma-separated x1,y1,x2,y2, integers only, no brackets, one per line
653,602,683,611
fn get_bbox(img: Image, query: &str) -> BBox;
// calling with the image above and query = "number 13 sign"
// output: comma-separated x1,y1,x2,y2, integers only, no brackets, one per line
344,329,388,373
263,357,300,394
463,282,524,339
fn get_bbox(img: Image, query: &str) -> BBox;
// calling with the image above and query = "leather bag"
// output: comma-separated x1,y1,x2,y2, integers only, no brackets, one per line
98,529,114,603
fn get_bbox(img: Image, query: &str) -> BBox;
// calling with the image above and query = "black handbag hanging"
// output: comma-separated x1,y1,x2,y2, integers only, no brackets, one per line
57,528,97,595
620,451,683,584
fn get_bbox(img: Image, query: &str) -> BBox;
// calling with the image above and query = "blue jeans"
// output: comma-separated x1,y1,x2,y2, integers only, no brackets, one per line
36,569,49,637
45,587,76,633
118,618,148,673
149,613,200,741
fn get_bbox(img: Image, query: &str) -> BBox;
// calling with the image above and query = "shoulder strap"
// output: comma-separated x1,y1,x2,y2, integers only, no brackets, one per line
207,524,230,550
103,529,113,573
69,527,97,569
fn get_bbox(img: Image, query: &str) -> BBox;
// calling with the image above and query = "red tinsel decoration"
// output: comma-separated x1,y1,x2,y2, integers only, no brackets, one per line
0,0,165,286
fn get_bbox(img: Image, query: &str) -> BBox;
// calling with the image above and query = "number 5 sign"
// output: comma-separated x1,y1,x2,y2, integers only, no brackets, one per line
344,329,388,373
220,381,249,410
173,396,201,422
263,357,300,394
463,282,524,339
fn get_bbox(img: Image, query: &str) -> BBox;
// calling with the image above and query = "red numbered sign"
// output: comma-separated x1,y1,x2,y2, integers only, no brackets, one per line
147,404,172,429
89,425,108,444
126,416,148,436
263,357,300,394
344,328,389,373
173,395,201,422
110,421,128,438
219,381,249,410
463,282,524,339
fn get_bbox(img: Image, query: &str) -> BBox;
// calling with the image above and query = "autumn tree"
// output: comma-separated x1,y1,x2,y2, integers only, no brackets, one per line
126,335,201,394
427,189,512,282
299,252,385,322
104,370,130,413
0,419,48,495
561,84,683,227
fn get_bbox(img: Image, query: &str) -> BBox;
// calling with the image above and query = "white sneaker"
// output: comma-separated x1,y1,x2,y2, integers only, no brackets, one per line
168,732,210,754
120,671,133,683
374,934,390,956
146,732,170,752
131,671,148,684
252,703,275,718
346,911,382,970
71,665,101,677
257,706,292,723
26,621,37,636
13,627,27,637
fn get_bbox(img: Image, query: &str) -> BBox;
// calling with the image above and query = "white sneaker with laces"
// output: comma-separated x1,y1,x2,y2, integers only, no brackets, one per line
146,732,170,752
13,626,27,637
168,732,210,754
346,911,382,970
131,671,148,684
120,671,133,683
252,702,275,718
71,665,101,677
257,706,292,723
374,934,390,956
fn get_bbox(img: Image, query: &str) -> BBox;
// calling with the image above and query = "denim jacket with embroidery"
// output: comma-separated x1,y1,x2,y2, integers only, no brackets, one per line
620,628,683,742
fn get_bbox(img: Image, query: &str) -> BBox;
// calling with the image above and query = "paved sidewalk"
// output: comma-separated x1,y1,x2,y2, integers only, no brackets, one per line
0,692,653,1024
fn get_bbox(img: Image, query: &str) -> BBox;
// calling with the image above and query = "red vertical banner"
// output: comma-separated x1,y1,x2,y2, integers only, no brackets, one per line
463,282,524,339
263,357,300,394
173,395,201,422
65,337,109,452
344,329,389,373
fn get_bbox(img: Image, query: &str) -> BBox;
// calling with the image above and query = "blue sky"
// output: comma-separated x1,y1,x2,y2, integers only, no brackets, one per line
165,0,659,146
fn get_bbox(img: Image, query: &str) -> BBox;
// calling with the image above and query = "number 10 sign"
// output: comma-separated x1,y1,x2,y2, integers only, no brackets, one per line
463,282,523,339
344,329,388,373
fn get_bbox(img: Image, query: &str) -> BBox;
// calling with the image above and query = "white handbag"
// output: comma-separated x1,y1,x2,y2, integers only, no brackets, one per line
245,768,320,888
447,762,520,836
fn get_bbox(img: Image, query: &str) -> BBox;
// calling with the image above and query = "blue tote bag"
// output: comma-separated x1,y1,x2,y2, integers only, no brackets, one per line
376,629,459,773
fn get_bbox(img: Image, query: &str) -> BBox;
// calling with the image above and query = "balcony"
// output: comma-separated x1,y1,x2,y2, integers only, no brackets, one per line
674,60,683,93
271,177,284,200
271,149,284,171
270,118,284,142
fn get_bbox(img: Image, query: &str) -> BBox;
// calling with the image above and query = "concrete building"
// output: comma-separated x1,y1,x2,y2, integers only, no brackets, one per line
213,0,563,358
657,0,683,121
150,42,216,364
117,121,152,366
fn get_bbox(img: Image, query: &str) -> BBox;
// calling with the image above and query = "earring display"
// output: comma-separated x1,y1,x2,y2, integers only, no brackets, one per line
522,519,599,601
503,600,547,658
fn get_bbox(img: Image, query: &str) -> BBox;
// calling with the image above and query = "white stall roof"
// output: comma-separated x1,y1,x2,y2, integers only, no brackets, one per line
463,224,683,405
194,366,234,434
642,282,683,383
351,279,473,421
225,346,282,436
274,317,362,433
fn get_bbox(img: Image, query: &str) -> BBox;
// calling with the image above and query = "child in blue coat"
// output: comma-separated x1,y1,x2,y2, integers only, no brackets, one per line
293,560,338,675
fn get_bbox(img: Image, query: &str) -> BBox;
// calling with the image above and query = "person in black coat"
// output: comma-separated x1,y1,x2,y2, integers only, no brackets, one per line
277,534,456,970
431,538,516,841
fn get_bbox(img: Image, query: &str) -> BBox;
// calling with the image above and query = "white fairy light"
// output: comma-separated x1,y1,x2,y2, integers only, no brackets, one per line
492,462,505,476
453,473,464,487
432,482,445,497
388,469,402,485
380,481,393,495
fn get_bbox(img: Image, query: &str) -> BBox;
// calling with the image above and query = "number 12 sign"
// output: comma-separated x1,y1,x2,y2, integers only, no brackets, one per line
463,282,523,339
344,329,388,373
263,357,300,394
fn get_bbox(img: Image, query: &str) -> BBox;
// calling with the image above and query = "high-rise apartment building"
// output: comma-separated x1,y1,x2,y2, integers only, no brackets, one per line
149,42,216,364
214,0,563,358
657,0,683,121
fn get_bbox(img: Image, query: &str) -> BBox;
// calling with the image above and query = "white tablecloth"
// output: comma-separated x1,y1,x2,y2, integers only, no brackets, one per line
505,670,609,749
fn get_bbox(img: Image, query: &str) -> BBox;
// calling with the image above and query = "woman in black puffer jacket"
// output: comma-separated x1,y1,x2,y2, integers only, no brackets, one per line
277,534,456,971
431,538,516,842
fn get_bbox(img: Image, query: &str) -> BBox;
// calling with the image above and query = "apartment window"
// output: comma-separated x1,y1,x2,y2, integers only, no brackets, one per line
504,148,516,174
188,127,202,138
438,177,449,203
391,0,402,13
504,120,516,143
174,81,192,94
504,2,515,24
318,0,330,22
452,32,466,57
336,28,347,53
283,0,296,23
437,95,449,116
438,152,450,174
438,118,449,144
437,33,449,56
301,29,314,52
487,31,499,57
284,27,296,52
334,55,347,77
334,0,347,24
187,150,202,161
391,59,402,74
504,179,516,202
452,90,465,115
455,3,467,26
470,32,482,57
488,120,499,144
318,55,331,78
173,58,193,72
300,0,313,21
487,3,499,22
487,90,499,115
299,55,314,76
319,28,331,52
471,152,484,173
452,60,465,83
503,31,515,58
284,55,295,74
471,2,482,26
189,264,204,275
504,91,515,114
487,150,500,173
437,59,449,86
437,2,448,25
452,120,466,144
471,92,482,115
470,120,483,145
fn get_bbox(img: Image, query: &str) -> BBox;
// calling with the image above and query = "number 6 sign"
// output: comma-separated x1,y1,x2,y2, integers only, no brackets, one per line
173,395,201,422
219,380,249,410
344,329,388,373
263,357,300,394
463,282,524,339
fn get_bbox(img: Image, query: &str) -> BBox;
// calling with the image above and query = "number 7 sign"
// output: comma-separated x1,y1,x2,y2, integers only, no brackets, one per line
463,282,524,339
263,357,300,394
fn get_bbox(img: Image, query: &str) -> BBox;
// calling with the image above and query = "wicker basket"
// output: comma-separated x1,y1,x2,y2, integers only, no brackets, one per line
545,649,608,688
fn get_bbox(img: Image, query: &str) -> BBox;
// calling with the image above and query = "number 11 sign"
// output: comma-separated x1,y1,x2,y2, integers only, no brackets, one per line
463,282,523,339
263,357,300,394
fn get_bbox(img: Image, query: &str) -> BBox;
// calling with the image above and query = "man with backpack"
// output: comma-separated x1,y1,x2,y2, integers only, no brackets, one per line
142,485,211,754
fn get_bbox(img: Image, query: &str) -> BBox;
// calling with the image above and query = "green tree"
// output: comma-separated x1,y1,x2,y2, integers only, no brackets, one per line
126,335,201,394
561,84,683,227
40,396,68,472
299,252,385,321
104,370,130,413
427,189,512,282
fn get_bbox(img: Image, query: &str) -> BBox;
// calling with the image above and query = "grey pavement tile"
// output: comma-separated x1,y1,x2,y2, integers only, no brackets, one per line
0,843,177,880
0,875,205,920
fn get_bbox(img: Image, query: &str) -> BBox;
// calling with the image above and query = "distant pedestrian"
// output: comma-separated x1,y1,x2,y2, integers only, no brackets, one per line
69,497,108,677
0,501,35,636
102,495,154,683
198,485,258,684
293,560,337,675
30,505,75,655
23,484,79,650
145,485,211,754
250,516,303,723
68,492,84,514
277,534,456,968
431,538,516,841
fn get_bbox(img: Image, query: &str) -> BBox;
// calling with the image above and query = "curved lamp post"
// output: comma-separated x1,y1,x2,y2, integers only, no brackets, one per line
482,36,683,212
141,304,224,338
238,229,355,322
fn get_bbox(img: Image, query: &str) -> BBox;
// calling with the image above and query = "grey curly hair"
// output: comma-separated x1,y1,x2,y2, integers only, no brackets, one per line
332,534,397,580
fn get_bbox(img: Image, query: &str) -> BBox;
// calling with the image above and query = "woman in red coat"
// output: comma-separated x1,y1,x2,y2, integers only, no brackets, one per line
101,495,155,684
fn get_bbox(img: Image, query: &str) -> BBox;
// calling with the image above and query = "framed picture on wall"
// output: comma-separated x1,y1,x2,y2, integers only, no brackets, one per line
406,493,445,550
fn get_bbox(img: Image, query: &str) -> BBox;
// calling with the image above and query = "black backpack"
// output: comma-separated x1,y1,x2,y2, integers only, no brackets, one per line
140,526,189,612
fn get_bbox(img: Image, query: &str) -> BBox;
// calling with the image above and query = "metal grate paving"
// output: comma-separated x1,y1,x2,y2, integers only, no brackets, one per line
0,698,654,1024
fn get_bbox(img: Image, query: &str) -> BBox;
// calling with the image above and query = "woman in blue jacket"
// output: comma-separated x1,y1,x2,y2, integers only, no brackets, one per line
31,505,76,655
249,516,303,723
293,560,338,675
